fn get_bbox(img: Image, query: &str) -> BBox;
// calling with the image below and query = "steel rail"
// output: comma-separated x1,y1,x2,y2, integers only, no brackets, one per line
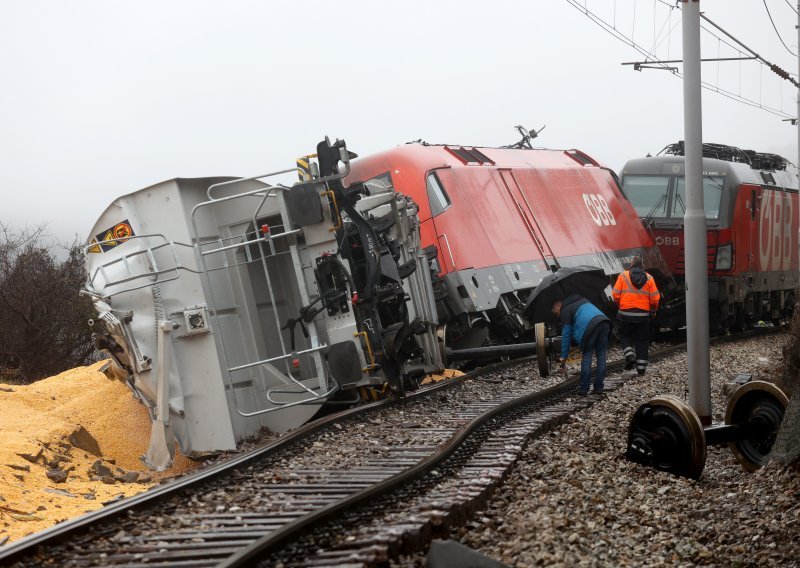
0,326,781,565
0,355,522,565
221,326,782,567
222,371,577,567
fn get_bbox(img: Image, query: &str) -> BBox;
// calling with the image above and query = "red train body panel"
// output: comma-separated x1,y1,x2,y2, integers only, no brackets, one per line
348,143,670,346
621,148,799,330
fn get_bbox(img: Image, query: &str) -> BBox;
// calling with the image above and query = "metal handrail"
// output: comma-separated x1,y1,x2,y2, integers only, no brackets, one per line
204,156,351,201
265,383,340,407
227,345,328,373
85,235,198,298
189,166,351,419
199,228,302,257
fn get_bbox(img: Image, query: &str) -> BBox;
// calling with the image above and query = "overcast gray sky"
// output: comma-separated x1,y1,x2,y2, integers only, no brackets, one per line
1,0,797,243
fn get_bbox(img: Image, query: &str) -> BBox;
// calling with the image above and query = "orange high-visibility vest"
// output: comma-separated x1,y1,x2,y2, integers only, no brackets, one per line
612,270,660,318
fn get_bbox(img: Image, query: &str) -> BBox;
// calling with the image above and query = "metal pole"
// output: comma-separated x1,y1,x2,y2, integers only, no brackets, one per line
682,0,712,424
797,1,799,185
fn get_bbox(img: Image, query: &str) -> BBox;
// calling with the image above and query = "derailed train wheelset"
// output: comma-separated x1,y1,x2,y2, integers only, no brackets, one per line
626,381,790,479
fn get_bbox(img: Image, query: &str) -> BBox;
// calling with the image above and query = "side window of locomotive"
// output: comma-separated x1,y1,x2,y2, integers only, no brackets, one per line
363,172,393,194
673,176,724,220
621,175,669,218
426,172,451,217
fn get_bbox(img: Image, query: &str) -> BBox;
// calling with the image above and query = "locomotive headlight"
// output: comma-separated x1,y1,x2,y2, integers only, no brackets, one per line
716,243,733,271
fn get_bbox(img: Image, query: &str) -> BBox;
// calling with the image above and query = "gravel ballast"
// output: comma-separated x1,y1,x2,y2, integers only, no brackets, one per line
438,334,800,567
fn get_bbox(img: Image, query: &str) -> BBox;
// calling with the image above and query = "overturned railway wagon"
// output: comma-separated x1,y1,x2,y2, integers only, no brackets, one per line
85,139,443,470
85,136,672,468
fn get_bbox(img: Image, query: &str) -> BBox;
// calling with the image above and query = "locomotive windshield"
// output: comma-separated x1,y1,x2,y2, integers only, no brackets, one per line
623,176,669,218
622,174,724,221
672,176,724,220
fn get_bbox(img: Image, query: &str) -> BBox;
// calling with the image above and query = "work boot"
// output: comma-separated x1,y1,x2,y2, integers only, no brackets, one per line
623,347,635,370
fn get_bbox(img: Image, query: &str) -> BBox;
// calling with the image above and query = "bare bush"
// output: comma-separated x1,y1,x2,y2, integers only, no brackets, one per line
0,224,96,383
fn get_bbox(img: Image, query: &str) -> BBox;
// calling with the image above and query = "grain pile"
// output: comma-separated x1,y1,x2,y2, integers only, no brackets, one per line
0,362,197,544
421,368,465,385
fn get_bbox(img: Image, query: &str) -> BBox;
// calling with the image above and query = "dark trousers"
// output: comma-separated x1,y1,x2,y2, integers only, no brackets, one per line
617,319,650,375
580,322,610,394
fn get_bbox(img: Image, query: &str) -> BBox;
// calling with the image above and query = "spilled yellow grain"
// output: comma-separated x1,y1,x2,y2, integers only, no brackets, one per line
421,368,465,385
0,361,197,544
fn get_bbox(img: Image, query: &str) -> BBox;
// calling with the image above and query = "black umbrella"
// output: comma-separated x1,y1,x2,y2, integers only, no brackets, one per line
523,265,611,323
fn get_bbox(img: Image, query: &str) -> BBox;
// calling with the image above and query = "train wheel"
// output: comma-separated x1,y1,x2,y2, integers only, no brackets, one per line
725,381,789,471
535,322,550,378
626,395,706,479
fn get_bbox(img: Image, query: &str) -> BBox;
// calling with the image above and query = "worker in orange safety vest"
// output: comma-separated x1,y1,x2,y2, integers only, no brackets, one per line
612,256,660,375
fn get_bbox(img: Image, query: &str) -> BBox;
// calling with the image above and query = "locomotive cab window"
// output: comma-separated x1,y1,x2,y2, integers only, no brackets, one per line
363,172,393,194
623,174,724,221
622,175,669,218
672,176,724,220
426,172,451,216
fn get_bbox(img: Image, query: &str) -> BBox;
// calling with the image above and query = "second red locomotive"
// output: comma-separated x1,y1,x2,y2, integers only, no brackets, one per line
620,142,799,332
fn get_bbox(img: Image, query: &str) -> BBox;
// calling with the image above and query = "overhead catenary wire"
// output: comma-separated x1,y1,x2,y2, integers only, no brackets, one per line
564,0,684,72
650,2,680,55
699,11,799,88
649,1,799,82
564,0,796,119
655,0,787,48
763,0,798,56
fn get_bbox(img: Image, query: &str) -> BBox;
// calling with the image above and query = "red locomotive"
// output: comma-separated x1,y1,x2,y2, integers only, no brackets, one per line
620,143,799,332
347,139,671,352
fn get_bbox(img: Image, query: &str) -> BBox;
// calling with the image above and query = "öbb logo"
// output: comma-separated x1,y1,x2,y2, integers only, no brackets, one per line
583,193,616,226
759,191,794,271
655,236,680,246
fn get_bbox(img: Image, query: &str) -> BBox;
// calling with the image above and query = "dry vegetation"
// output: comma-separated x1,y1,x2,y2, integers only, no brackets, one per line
0,224,96,384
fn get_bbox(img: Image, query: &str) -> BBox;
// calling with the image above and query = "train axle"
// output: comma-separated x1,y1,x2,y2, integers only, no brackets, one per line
626,380,789,479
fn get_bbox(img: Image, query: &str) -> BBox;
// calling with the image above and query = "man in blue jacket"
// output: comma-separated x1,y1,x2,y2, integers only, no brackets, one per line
552,294,612,396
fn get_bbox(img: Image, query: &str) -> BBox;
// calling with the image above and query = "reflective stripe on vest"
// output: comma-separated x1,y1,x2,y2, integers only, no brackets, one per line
618,310,650,317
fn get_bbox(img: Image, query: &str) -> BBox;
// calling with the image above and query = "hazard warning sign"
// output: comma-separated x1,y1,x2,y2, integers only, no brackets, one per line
88,219,136,253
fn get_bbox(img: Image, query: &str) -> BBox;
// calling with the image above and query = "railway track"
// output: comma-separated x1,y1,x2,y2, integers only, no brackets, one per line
0,329,780,567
